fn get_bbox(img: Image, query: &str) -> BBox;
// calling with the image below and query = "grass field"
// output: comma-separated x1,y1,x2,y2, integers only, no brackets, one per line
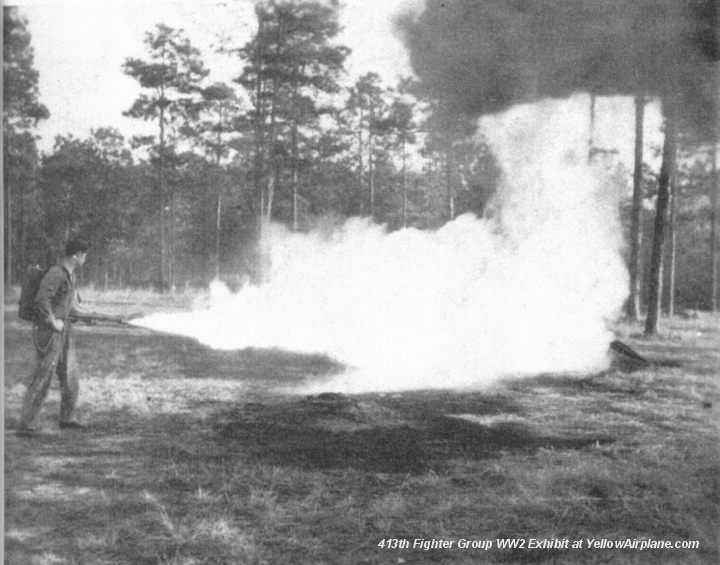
4,292,719,564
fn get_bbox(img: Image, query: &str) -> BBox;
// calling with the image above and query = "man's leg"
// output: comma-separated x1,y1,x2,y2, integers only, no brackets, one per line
57,330,79,425
19,328,62,429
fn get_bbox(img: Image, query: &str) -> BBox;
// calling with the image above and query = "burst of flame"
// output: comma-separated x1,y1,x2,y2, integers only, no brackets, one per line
134,94,628,393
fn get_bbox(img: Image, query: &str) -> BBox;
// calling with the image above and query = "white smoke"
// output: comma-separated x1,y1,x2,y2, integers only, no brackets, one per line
134,94,628,392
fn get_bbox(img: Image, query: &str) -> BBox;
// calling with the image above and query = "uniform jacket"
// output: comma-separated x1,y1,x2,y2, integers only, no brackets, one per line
35,265,80,325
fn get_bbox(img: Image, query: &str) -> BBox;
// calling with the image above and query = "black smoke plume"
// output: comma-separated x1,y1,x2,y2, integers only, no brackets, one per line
397,0,718,134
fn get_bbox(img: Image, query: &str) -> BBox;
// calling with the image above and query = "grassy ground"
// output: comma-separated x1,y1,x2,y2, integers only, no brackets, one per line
4,292,719,564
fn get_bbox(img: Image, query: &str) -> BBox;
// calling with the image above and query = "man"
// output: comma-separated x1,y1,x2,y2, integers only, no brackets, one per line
18,236,112,434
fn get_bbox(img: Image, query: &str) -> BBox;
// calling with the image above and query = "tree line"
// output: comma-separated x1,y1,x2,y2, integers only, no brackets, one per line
3,2,718,329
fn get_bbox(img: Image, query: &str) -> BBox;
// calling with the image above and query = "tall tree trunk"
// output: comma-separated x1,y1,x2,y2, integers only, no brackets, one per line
627,95,645,320
368,131,375,220
666,170,677,316
254,14,266,235
588,93,596,163
357,124,364,214
446,150,454,221
264,10,284,225
18,186,25,280
215,180,222,281
266,77,278,223
711,138,718,312
169,188,176,293
252,10,269,283
159,98,167,292
268,161,278,223
5,177,12,287
163,64,176,294
213,110,223,281
291,72,300,231
157,45,169,292
357,108,364,215
291,120,299,231
402,133,407,229
645,105,677,336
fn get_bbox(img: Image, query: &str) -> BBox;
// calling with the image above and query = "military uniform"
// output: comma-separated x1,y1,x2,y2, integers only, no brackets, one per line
19,265,80,429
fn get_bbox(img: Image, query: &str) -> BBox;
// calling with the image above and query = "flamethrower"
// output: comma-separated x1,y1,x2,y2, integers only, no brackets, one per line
70,313,142,327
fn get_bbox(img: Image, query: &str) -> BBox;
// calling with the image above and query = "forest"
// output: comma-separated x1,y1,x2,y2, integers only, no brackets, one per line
3,1,718,332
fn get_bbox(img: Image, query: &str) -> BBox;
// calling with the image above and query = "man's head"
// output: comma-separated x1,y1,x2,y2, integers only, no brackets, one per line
65,236,90,266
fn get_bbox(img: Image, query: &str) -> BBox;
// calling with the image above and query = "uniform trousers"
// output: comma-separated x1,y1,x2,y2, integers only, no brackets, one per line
19,323,78,427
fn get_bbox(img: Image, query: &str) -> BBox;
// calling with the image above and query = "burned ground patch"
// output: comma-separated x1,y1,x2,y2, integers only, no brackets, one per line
212,395,615,474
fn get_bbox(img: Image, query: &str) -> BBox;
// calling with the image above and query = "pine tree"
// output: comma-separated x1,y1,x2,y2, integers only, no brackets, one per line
3,6,49,286
645,106,677,335
345,73,391,220
195,82,243,279
236,1,348,230
626,95,645,320
123,24,209,290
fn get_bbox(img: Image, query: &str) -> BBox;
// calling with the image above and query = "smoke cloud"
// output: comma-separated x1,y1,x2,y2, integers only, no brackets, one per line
134,94,627,393
396,0,718,135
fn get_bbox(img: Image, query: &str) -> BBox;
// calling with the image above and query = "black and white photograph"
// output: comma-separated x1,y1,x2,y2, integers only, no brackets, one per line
3,0,719,563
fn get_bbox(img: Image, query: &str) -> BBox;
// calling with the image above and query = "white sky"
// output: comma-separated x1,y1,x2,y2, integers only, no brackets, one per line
13,0,418,152
11,0,663,169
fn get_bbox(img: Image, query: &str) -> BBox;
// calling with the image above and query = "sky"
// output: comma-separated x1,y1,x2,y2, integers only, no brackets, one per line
13,0,419,153
12,0,663,168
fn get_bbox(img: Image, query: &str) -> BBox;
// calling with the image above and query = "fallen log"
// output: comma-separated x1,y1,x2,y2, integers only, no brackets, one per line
609,339,650,370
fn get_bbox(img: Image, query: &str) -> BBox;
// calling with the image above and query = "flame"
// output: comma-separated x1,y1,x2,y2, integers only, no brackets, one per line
134,94,627,393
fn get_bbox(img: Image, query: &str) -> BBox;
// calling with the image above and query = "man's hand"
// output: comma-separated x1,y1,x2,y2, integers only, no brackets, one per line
50,318,64,332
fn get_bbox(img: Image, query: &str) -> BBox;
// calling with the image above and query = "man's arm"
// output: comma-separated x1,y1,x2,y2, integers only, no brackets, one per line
69,289,85,318
69,296,125,325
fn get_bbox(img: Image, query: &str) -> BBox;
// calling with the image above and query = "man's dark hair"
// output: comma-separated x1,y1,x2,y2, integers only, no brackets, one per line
65,236,90,257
